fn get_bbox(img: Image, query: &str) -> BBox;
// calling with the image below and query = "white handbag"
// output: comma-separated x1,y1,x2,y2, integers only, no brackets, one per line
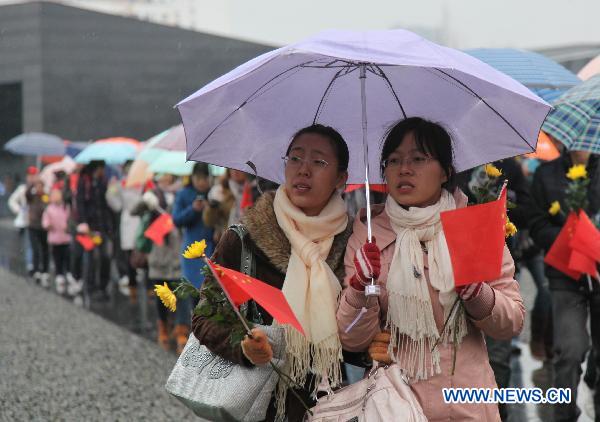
305,364,428,422
165,324,285,422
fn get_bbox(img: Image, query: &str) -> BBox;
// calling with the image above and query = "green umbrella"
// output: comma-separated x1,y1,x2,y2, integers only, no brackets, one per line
148,151,195,176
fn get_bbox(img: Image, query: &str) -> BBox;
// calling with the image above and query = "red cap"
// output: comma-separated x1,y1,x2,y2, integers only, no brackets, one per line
27,166,39,175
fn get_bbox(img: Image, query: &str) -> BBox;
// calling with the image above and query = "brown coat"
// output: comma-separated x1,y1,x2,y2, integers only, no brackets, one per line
191,191,352,422
337,193,524,422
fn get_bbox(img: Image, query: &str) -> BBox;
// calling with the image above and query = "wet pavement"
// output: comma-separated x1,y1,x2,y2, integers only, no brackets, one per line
0,217,594,421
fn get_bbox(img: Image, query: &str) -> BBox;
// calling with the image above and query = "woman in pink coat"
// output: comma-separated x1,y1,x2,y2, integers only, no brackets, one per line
337,117,524,421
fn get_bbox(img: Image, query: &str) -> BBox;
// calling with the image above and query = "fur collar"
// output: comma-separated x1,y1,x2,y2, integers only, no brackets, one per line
242,191,353,280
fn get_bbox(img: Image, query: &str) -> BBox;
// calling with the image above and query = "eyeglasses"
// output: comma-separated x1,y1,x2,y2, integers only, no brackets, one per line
382,154,434,170
282,155,329,170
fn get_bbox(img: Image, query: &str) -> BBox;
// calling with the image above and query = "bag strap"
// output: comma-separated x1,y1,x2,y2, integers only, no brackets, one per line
228,224,255,277
228,224,263,324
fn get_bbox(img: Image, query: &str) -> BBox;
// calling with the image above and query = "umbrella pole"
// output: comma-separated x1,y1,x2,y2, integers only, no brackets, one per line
360,64,380,297
360,64,373,241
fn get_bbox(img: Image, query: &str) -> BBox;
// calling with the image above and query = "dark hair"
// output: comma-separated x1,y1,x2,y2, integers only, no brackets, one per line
380,117,456,191
192,162,210,177
286,124,349,172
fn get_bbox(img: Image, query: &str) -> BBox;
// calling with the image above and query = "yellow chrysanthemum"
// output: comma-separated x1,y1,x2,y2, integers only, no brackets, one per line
92,234,103,245
566,164,587,181
41,194,49,203
154,282,176,312
485,164,503,178
548,201,561,216
505,220,517,238
183,239,207,259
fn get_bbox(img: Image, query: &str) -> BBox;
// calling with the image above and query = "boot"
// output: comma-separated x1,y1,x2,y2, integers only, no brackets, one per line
157,320,170,351
55,275,66,294
174,324,190,355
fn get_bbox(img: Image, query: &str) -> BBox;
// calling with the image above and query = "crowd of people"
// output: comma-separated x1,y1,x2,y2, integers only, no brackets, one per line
6,118,600,421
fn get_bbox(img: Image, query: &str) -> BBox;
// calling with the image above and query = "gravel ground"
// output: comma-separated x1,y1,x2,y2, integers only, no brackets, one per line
0,267,195,421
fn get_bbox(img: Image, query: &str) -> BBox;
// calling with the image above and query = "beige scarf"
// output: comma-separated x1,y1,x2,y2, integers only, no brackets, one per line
385,189,467,381
273,186,348,412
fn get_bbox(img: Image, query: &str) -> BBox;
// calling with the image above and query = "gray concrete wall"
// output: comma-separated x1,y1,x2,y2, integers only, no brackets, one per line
0,1,273,142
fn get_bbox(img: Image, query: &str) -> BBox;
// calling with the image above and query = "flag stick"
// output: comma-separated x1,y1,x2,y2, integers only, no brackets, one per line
202,256,253,336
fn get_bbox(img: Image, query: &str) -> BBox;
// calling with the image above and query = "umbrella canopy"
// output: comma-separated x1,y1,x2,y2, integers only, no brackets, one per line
178,29,550,185
148,151,195,176
75,137,140,165
542,75,600,154
465,48,581,103
4,132,65,156
148,124,186,151
578,55,600,81
125,125,193,187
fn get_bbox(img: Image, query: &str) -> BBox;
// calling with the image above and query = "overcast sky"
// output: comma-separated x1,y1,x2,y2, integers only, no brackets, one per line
200,0,600,50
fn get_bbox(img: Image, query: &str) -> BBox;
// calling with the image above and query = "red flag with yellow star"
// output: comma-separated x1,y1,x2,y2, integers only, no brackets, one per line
544,212,582,281
440,186,507,287
205,259,305,336
569,210,600,263
144,213,174,246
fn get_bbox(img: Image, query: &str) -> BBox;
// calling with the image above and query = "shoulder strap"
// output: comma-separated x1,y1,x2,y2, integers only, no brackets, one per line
228,224,262,324
228,224,255,277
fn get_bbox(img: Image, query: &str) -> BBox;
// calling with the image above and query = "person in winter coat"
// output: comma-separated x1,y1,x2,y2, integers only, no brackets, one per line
42,188,71,294
457,156,536,420
172,163,215,353
203,170,236,243
106,163,142,301
8,166,38,273
26,178,50,286
529,146,600,422
75,161,113,300
191,124,353,422
132,173,183,351
337,118,524,421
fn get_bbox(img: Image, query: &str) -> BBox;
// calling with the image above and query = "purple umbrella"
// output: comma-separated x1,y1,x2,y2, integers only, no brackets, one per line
177,29,550,242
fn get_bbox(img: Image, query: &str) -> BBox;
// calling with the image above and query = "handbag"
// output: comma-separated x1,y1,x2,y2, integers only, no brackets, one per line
165,223,284,421
304,364,428,422
165,324,286,421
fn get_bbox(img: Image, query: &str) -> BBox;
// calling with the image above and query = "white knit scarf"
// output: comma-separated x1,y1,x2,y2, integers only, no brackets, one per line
385,190,468,381
272,186,348,415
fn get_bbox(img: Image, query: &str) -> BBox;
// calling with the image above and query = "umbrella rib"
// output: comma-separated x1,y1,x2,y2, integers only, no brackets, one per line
312,65,358,124
373,65,408,119
187,60,319,159
432,68,534,150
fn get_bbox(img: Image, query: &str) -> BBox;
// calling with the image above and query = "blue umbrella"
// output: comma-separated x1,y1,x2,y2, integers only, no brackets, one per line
465,48,581,103
75,138,140,165
4,132,65,156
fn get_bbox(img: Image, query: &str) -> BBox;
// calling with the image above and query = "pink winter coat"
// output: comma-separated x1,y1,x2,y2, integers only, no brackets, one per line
337,191,524,422
42,203,71,245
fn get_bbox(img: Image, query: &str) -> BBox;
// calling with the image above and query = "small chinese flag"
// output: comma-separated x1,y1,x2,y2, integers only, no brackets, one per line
144,213,174,246
206,259,305,336
240,181,254,210
441,186,507,287
76,234,95,251
544,212,582,281
569,210,600,263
